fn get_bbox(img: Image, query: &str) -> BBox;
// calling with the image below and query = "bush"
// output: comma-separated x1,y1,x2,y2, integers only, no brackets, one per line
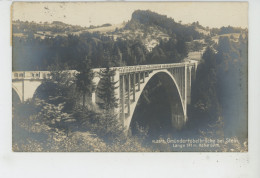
13,93,151,152
45,131,108,152
73,107,125,144
35,99,76,135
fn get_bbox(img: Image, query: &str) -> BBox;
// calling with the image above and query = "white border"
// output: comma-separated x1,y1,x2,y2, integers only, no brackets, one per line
1,1,260,178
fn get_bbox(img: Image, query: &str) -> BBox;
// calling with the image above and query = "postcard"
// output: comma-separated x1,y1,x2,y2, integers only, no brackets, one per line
12,2,248,152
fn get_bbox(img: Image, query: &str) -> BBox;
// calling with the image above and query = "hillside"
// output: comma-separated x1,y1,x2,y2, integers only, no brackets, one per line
13,10,227,70
107,10,205,51
12,20,87,36
126,10,204,39
13,10,207,52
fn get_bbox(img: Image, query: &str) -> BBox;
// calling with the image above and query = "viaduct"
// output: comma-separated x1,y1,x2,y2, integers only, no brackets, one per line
12,61,198,131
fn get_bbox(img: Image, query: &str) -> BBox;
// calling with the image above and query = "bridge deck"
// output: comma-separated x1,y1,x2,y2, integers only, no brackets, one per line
12,61,198,79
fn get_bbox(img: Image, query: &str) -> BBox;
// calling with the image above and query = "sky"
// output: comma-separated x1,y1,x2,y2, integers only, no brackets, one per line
12,2,248,28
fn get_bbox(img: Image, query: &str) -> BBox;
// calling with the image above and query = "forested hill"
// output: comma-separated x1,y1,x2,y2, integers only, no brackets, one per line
13,10,207,71
12,20,87,35
125,10,203,41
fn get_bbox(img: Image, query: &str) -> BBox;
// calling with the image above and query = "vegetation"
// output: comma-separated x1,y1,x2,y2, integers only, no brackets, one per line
97,67,118,112
13,66,151,151
33,63,77,113
126,10,204,41
187,33,248,146
210,25,247,36
75,58,94,108
12,20,86,36
13,10,201,71
146,37,188,64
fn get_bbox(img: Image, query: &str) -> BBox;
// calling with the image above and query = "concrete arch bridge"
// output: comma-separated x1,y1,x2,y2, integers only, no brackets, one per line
12,61,198,132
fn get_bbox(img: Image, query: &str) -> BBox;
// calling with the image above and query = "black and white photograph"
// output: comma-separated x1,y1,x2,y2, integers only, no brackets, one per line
11,2,248,152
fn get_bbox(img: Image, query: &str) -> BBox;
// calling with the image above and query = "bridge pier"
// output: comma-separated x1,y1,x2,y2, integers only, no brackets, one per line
132,73,136,101
137,72,140,91
184,65,187,122
12,79,43,102
171,114,186,130
114,70,120,115
142,72,145,83
187,66,192,105
180,67,183,102
120,75,125,120
127,74,131,115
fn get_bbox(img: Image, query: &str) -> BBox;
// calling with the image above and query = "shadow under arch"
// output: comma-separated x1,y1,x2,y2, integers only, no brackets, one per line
33,81,59,101
33,81,78,112
129,71,185,138
12,88,21,105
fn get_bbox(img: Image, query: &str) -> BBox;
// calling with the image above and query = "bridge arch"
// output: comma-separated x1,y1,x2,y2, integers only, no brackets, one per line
126,70,186,133
33,82,59,100
12,85,22,103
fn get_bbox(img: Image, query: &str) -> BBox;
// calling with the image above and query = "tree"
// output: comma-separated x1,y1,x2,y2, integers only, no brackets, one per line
75,58,95,108
176,37,188,58
34,62,77,113
190,47,221,127
95,67,125,143
215,36,248,139
217,36,232,54
205,35,215,46
97,67,118,113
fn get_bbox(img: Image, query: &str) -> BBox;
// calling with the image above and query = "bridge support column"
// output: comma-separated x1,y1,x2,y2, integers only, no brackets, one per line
177,67,182,100
189,67,192,86
127,74,131,115
114,70,120,115
170,68,173,75
179,68,182,99
142,72,145,83
194,63,197,80
132,73,135,101
22,79,42,102
183,67,185,100
121,75,125,120
187,66,192,105
138,72,140,91
184,65,187,122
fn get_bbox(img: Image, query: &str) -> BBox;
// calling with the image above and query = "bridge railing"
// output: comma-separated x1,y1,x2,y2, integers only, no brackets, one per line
12,61,198,79
12,70,77,80
115,61,197,74
12,71,51,80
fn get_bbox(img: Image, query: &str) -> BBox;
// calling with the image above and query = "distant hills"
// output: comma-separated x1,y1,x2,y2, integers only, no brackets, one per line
12,10,247,71
126,10,203,39
13,10,245,52
13,10,208,51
